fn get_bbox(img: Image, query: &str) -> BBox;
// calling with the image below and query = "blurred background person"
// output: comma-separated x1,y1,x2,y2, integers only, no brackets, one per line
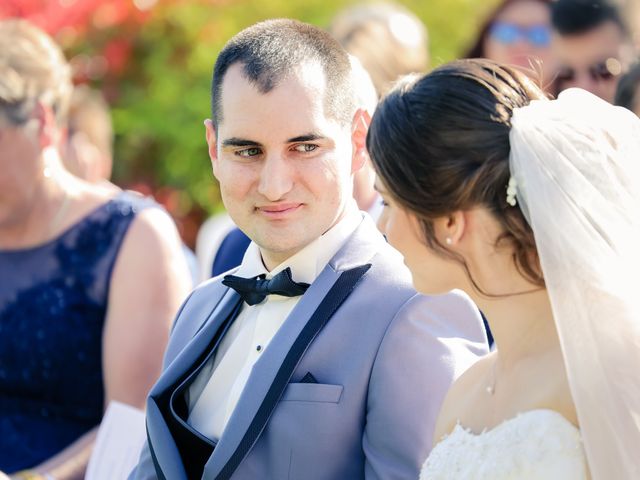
614,61,640,115
62,84,199,284
0,19,192,479
62,85,114,186
346,55,381,222
329,3,430,219
328,2,429,96
195,211,236,280
551,0,636,103
464,0,556,93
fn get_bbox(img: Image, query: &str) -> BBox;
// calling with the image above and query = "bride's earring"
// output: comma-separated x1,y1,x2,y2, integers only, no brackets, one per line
445,237,453,245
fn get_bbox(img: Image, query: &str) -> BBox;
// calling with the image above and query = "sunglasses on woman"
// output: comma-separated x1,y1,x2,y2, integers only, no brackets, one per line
489,22,551,48
556,58,623,84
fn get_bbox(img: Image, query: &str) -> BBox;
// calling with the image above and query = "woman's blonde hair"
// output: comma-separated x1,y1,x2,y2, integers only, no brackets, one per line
0,19,72,126
329,3,429,96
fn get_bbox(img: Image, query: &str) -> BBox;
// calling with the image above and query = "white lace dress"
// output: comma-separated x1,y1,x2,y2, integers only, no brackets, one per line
420,409,588,479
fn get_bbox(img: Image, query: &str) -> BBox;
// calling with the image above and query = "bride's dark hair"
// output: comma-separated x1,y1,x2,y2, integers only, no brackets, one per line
367,59,547,289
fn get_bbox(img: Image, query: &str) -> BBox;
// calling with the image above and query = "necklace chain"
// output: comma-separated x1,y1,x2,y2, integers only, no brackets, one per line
43,162,75,236
48,192,71,235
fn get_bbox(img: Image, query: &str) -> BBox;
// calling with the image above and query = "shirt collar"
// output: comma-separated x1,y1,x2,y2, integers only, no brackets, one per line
237,202,362,285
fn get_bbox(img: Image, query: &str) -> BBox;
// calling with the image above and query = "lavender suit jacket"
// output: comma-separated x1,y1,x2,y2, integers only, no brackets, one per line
129,215,488,480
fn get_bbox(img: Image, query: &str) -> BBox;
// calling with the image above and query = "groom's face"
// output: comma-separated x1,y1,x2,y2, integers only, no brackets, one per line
206,62,361,269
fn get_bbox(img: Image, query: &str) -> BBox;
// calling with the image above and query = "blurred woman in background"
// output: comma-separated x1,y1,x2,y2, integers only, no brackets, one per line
465,0,557,92
0,19,192,479
329,2,429,96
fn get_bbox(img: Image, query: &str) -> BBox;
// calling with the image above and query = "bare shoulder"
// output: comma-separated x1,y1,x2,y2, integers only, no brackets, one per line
433,351,495,444
59,180,120,226
105,197,191,332
125,206,182,249
537,347,579,426
114,206,189,284
69,183,183,254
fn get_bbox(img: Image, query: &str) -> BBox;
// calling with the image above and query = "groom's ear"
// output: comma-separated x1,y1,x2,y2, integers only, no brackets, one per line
204,119,220,178
350,108,370,174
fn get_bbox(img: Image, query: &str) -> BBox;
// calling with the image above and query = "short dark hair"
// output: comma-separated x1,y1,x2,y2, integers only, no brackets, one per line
550,0,627,37
614,61,640,111
367,59,548,293
211,19,356,127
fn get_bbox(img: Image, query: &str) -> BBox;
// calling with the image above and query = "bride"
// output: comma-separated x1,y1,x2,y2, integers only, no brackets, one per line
366,59,640,479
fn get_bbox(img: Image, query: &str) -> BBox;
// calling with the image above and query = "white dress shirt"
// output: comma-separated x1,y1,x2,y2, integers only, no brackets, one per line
187,205,362,441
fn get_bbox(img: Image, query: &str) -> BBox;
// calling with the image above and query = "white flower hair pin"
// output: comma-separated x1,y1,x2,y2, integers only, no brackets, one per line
506,177,518,207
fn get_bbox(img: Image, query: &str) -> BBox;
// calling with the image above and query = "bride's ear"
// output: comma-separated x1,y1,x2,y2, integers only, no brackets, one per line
434,211,466,247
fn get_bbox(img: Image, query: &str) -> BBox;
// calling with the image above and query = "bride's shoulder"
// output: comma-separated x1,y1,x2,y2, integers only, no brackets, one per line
432,352,495,444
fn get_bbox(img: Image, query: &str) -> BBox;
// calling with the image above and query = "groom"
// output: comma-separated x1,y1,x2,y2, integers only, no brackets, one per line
130,19,488,480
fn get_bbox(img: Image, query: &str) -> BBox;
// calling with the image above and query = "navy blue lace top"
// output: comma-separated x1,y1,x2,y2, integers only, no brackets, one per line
0,191,154,472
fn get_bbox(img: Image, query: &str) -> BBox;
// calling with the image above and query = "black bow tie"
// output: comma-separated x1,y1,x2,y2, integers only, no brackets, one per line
222,267,310,306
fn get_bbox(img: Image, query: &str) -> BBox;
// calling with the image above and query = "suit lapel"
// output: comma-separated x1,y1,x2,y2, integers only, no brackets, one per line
152,288,242,395
145,400,188,480
202,216,382,479
147,288,242,479
201,266,340,478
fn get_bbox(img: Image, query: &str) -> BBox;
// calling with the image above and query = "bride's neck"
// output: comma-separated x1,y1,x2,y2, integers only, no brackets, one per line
457,214,560,364
476,289,559,364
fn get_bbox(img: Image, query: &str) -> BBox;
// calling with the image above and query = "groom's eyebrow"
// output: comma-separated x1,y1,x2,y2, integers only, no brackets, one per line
286,133,325,143
222,137,262,148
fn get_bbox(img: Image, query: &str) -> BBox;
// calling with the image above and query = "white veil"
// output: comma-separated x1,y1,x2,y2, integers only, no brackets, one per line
509,88,640,479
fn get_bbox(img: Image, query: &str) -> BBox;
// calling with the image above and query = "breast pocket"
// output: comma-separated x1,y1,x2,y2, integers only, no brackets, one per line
281,383,343,403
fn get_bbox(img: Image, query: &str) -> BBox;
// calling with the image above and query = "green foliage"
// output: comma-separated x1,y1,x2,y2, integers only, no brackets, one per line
108,0,500,216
